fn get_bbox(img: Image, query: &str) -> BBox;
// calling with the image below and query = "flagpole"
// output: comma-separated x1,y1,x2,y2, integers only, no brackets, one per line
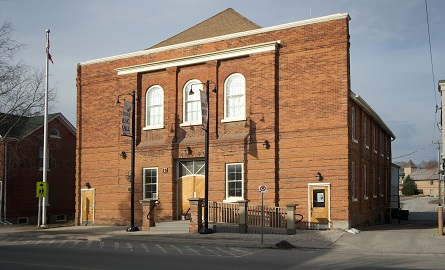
41,29,50,228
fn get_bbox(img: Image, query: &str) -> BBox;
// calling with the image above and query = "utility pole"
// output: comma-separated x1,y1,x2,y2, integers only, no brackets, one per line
438,80,445,236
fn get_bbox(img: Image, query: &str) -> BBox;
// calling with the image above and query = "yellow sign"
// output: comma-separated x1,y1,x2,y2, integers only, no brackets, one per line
36,182,47,198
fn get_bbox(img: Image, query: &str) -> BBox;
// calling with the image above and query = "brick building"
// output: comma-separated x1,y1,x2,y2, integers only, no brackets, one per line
75,8,395,229
0,113,76,224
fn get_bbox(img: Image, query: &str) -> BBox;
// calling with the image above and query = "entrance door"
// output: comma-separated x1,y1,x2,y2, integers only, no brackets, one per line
309,185,330,229
81,189,95,225
178,175,205,216
178,160,205,218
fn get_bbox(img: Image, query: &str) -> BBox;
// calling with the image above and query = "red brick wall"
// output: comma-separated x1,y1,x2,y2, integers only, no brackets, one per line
76,16,391,228
3,118,75,223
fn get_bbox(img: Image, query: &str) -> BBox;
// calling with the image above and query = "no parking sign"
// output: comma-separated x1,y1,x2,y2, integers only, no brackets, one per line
258,185,267,193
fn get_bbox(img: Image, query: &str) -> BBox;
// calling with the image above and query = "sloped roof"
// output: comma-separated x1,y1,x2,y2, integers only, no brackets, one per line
409,169,437,181
149,8,261,49
405,160,417,168
0,113,75,139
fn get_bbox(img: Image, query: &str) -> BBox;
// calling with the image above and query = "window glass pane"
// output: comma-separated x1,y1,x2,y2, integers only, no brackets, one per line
225,74,245,119
143,168,157,199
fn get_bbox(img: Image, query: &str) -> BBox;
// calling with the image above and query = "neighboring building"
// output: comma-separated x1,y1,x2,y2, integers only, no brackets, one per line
75,8,395,229
0,113,76,224
409,168,441,196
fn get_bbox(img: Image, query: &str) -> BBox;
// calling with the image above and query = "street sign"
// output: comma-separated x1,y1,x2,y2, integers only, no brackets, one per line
258,185,267,193
36,181,46,198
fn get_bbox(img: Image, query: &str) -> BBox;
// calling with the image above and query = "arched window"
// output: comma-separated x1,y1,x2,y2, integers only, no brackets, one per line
145,85,164,129
183,79,203,125
223,73,246,122
50,128,61,139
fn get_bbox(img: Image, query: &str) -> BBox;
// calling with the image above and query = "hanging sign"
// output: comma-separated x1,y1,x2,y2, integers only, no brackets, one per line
121,100,132,136
200,91,208,130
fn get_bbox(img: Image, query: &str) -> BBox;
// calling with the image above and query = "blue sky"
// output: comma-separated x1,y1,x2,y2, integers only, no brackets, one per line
1,0,444,164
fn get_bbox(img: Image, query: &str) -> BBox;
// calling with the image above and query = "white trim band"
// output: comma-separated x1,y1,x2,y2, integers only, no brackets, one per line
115,41,280,75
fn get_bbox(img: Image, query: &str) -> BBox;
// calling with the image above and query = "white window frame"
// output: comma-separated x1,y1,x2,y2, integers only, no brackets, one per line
363,117,368,149
351,106,357,143
182,79,203,126
351,161,357,201
144,85,164,130
222,73,246,123
143,167,158,200
364,164,368,200
224,163,244,203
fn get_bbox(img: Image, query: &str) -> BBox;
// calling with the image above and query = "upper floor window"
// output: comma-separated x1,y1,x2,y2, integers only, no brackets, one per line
351,161,357,201
223,73,246,122
363,117,368,148
145,85,164,129
183,79,203,125
50,128,61,139
351,106,357,142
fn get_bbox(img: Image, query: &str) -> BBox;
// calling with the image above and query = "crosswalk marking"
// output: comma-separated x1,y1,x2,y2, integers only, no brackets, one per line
156,244,167,253
141,243,149,253
0,236,254,258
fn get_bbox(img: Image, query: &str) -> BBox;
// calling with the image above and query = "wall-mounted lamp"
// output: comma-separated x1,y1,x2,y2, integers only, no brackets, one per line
186,147,192,155
316,172,323,181
262,140,270,149
120,151,127,159
84,182,91,189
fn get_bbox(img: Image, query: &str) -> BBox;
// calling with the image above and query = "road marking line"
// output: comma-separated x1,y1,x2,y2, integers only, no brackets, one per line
86,240,92,249
126,243,134,251
200,246,221,256
185,246,201,255
141,243,149,253
156,244,167,253
99,242,104,249
47,240,56,246
170,244,183,254
58,240,67,248
72,240,80,247
215,247,236,257
114,242,119,251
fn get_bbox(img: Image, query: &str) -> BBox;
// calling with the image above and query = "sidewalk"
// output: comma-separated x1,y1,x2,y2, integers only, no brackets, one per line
2,220,445,253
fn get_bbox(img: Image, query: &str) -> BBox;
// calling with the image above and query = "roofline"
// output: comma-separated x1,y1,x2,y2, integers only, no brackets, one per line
77,13,350,66
20,113,76,139
350,91,395,140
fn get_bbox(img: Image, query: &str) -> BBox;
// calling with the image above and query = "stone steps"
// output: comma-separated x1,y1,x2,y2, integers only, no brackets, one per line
149,220,190,234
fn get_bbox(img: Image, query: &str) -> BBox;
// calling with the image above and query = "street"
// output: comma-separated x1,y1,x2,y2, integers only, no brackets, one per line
0,196,444,269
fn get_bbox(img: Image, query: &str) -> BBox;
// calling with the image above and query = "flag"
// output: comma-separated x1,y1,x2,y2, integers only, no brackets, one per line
46,32,53,64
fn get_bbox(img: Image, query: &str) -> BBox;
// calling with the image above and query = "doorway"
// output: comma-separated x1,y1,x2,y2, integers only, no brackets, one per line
81,188,95,225
177,160,205,218
308,184,330,229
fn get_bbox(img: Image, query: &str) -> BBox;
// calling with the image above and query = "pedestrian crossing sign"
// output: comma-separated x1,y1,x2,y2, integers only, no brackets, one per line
36,181,46,198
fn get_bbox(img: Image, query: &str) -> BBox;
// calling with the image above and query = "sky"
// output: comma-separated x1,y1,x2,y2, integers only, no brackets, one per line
1,0,444,165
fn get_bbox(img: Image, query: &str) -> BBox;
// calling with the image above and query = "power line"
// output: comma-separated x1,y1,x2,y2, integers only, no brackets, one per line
392,143,434,160
424,0,441,143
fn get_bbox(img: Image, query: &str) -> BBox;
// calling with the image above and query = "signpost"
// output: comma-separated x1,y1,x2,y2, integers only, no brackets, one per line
258,185,267,244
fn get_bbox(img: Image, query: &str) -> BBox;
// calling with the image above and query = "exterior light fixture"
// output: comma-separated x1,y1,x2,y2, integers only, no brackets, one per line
316,172,323,181
84,182,91,189
186,147,192,155
262,140,270,149
120,151,127,159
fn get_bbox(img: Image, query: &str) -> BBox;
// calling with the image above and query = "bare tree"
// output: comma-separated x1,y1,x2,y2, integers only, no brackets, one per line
0,19,57,138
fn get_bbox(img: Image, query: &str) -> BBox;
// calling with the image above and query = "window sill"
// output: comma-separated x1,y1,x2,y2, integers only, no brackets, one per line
364,196,369,200
223,197,244,203
352,198,358,202
143,125,165,131
365,145,369,149
352,138,358,144
180,122,202,127
221,117,246,123
373,195,377,199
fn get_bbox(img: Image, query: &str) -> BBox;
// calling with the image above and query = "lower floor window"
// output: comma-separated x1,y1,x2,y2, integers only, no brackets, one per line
143,168,158,199
226,163,244,201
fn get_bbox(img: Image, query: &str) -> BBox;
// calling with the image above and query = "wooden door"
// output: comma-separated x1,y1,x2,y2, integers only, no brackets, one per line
81,189,95,225
309,185,330,229
178,176,205,216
